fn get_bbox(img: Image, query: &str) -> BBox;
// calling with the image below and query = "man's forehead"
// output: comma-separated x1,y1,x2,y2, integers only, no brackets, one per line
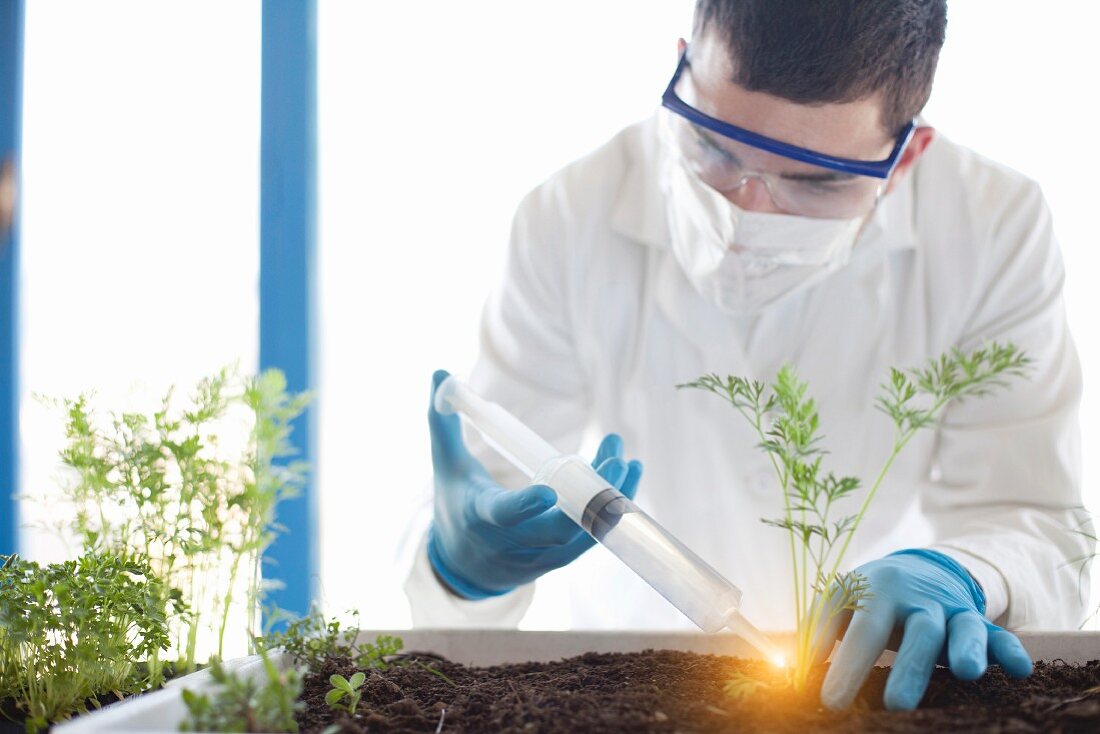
687,33,893,161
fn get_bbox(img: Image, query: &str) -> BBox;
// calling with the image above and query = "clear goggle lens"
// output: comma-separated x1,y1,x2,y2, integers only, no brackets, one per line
669,114,885,220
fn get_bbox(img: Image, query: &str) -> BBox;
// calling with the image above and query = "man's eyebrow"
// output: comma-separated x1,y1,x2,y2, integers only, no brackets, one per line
779,170,858,183
693,123,859,183
694,126,742,163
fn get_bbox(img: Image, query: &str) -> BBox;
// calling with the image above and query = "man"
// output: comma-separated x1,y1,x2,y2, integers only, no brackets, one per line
405,0,1093,711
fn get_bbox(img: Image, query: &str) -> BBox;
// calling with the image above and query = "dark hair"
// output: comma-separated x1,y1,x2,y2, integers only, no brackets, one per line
693,0,947,135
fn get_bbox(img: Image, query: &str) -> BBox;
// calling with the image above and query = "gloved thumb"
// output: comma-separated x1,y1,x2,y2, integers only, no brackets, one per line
428,369,473,475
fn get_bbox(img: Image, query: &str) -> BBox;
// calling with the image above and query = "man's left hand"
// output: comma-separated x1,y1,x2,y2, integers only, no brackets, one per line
817,548,1033,711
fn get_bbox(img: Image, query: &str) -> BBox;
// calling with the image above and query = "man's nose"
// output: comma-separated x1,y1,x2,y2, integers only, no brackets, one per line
723,174,784,214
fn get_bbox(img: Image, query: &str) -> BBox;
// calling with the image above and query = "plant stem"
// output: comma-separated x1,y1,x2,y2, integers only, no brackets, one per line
217,551,242,659
741,401,803,635
823,395,948,587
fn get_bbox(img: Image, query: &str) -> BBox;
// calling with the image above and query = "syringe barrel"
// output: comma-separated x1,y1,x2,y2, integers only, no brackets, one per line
434,375,558,476
533,455,743,634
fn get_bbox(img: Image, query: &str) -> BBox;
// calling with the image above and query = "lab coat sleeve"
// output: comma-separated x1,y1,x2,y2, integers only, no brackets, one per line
924,177,1093,630
404,182,594,627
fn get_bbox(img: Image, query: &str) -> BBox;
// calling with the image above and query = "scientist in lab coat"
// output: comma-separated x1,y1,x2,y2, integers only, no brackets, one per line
405,0,1093,711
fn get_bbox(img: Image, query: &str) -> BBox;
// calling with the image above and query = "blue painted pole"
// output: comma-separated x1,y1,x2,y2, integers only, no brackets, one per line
0,0,23,557
260,0,318,617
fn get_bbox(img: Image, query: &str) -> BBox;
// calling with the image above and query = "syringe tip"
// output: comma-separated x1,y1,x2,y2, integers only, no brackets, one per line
725,610,785,667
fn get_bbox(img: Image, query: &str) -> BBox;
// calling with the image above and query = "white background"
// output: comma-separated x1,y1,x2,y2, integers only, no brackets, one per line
18,0,260,563
16,1,1100,629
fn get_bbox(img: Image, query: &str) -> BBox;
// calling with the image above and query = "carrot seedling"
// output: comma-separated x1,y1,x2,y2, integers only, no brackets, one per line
48,367,309,670
681,342,1030,693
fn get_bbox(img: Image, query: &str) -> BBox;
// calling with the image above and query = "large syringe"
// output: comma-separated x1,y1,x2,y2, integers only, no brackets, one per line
434,375,784,664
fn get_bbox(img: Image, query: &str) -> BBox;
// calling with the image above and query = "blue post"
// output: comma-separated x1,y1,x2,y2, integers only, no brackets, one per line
260,0,318,617
0,0,23,557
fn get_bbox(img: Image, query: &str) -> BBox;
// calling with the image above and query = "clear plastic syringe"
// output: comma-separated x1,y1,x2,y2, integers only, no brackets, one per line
434,375,784,665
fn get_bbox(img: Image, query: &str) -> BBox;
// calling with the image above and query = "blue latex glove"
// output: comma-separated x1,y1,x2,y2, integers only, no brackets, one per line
427,370,643,599
819,548,1033,711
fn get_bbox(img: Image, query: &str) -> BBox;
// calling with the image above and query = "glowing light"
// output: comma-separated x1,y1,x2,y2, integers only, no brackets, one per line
771,654,788,669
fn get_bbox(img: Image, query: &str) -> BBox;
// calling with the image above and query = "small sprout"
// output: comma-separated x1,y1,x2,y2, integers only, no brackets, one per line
723,672,772,701
325,672,366,715
415,660,457,687
358,634,403,669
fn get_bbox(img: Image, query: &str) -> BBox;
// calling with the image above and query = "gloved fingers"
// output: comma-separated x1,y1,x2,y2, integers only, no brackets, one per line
620,459,644,501
518,507,588,547
883,607,946,711
539,531,598,567
473,484,557,528
513,457,631,547
595,456,630,489
591,433,624,469
946,611,988,681
987,626,1033,678
429,370,474,475
821,596,895,711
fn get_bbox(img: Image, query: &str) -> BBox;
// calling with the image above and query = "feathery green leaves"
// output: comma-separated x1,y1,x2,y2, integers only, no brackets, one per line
680,342,1030,693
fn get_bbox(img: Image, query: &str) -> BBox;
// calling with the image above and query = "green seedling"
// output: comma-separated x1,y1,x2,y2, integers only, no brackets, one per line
324,672,365,716
681,343,1030,693
358,635,403,670
260,607,403,672
0,552,179,733
180,649,303,733
48,367,308,670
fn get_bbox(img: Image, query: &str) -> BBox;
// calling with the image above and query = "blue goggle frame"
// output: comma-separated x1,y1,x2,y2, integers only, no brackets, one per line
661,48,916,180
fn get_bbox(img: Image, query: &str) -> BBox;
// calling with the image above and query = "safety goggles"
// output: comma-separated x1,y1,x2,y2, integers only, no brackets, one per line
661,48,916,219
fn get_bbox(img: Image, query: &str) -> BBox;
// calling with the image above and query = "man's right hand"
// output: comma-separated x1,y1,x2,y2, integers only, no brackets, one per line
427,370,643,599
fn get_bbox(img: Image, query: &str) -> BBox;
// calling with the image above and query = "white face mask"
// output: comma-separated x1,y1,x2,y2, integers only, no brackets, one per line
659,116,866,315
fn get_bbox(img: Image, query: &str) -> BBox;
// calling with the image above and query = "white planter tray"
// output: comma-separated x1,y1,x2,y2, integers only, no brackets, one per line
52,629,1100,734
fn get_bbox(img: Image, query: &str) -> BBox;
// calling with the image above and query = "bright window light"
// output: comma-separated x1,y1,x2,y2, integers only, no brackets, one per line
18,0,260,593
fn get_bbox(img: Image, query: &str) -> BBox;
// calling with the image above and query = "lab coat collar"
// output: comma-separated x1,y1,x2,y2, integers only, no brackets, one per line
610,113,920,254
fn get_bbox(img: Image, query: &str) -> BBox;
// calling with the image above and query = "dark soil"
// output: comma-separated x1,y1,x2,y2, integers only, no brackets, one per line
297,650,1100,734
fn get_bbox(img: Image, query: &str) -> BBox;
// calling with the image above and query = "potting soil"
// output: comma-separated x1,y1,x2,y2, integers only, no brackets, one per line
296,649,1100,733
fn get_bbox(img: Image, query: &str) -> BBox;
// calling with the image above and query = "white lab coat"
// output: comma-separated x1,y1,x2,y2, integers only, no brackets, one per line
404,114,1092,632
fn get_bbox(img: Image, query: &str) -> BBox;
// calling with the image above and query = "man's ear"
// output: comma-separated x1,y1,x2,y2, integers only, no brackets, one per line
885,126,935,195
677,37,687,56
